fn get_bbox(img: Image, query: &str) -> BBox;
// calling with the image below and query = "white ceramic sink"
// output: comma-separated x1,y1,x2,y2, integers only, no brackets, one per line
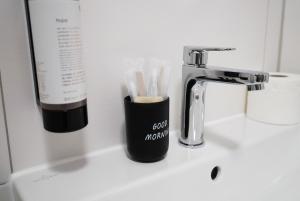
10,115,300,201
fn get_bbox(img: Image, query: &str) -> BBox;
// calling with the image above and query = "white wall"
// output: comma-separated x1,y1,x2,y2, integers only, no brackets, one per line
0,0,279,172
279,0,300,73
0,72,11,184
263,0,284,72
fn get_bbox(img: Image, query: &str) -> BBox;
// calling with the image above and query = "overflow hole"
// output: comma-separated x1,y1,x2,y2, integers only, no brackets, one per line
211,166,220,181
270,74,288,78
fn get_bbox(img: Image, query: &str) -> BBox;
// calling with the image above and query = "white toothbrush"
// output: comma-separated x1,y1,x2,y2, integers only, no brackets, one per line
125,68,138,101
136,71,146,96
159,61,171,98
147,66,159,97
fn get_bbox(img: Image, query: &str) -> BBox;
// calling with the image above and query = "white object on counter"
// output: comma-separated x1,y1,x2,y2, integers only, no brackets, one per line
246,72,300,125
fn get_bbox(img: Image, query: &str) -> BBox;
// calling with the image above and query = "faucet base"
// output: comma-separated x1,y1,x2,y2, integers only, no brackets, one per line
178,140,205,148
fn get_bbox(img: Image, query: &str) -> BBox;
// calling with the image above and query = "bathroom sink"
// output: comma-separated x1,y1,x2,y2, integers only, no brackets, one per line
11,115,300,201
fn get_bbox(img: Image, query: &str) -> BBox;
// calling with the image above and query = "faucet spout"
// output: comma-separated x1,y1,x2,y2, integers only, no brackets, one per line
181,80,207,147
179,46,269,148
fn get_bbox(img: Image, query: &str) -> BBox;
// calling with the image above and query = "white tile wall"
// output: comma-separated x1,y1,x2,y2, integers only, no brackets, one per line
0,72,11,184
263,0,285,72
280,0,300,73
0,0,280,172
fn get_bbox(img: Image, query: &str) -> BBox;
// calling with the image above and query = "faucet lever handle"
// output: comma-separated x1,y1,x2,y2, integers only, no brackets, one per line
183,46,236,66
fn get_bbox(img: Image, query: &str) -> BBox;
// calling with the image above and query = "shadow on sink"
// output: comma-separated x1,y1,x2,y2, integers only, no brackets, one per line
204,116,249,149
44,129,88,172
205,131,240,150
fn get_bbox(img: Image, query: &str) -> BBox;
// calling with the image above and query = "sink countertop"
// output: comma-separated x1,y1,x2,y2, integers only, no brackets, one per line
12,114,300,201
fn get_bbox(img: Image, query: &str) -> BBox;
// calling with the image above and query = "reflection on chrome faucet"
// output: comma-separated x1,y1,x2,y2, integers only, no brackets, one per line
179,46,269,147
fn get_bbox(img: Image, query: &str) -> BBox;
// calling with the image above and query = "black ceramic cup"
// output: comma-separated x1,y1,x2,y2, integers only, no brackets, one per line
124,96,169,162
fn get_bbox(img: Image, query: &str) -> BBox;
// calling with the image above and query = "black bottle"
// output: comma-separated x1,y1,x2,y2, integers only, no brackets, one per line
25,0,88,132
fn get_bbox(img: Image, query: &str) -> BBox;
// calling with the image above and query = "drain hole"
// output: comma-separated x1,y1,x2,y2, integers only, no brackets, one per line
211,166,220,180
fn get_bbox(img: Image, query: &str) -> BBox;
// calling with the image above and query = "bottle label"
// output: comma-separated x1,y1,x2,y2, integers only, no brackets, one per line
29,0,86,104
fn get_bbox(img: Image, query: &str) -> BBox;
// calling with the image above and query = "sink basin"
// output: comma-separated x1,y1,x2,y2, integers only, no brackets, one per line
11,115,300,201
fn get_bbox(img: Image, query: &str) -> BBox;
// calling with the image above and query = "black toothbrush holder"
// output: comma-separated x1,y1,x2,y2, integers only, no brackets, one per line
124,96,169,162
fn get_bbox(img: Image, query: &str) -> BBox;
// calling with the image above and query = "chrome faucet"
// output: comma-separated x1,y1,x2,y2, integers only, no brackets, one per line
179,46,269,147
